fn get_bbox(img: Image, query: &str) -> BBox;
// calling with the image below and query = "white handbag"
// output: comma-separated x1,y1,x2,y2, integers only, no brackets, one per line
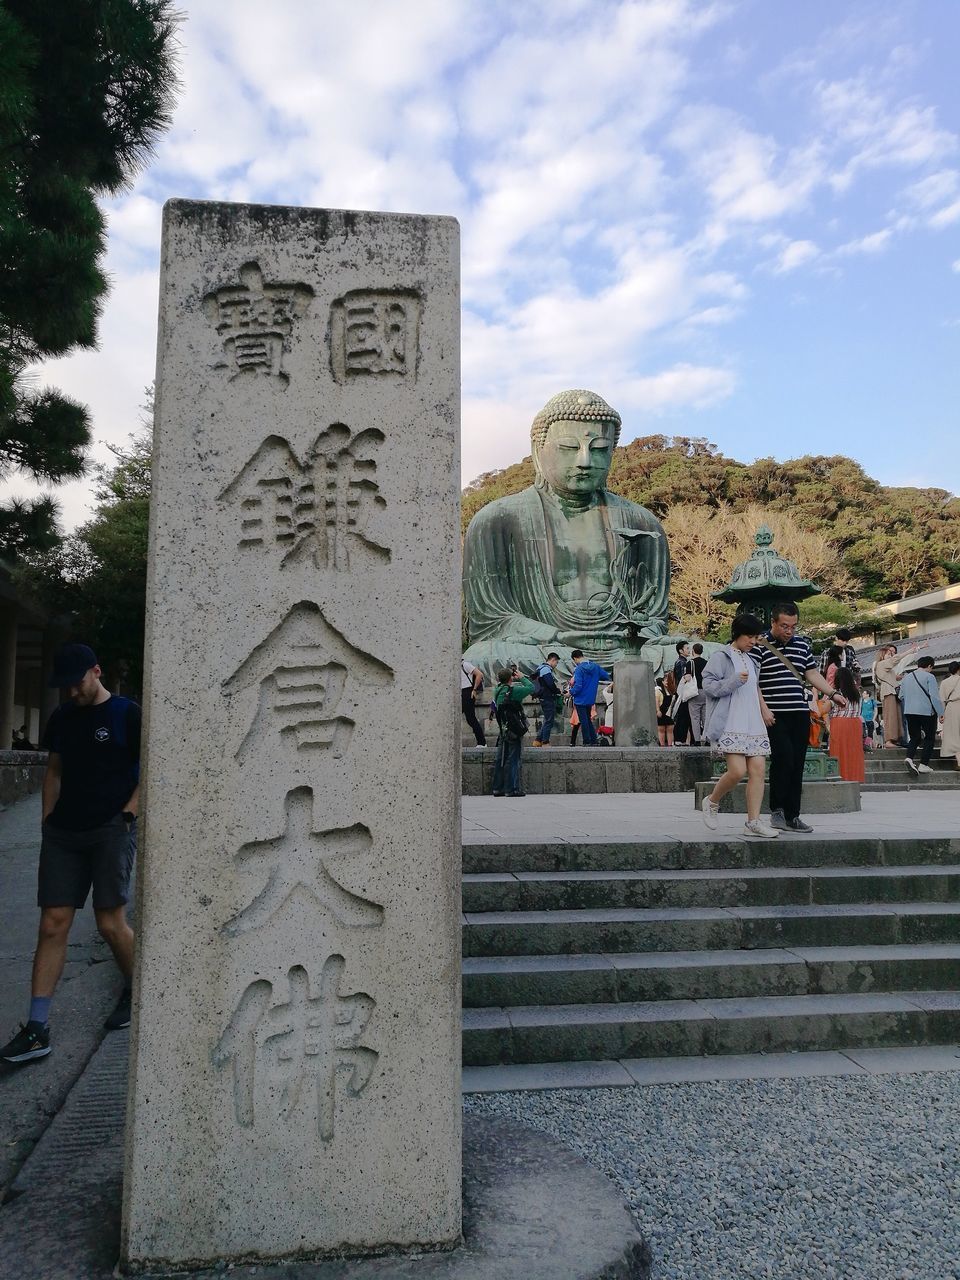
678,672,699,703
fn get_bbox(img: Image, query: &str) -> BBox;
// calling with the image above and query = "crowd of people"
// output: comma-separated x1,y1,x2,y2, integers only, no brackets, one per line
461,615,960,809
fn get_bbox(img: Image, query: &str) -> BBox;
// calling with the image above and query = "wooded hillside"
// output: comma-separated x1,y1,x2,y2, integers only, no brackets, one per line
463,436,960,634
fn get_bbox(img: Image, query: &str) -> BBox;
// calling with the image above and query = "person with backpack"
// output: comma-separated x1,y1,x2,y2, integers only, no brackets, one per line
568,650,611,747
1,645,141,1064
901,655,945,775
492,667,535,797
532,652,562,747
460,656,487,747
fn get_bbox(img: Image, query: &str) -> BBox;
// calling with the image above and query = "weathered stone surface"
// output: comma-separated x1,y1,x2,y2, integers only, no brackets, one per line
461,746,712,794
613,660,657,749
0,750,46,805
123,202,462,1269
4,1077,651,1280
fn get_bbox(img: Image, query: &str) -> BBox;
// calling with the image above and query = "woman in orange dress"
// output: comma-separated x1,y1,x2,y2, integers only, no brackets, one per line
824,646,865,782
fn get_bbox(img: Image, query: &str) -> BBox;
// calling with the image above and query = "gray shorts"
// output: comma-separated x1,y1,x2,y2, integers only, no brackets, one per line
38,814,137,911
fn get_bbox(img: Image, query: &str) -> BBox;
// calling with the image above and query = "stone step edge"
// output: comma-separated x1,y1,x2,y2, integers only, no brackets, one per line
462,942,960,976
462,834,960,851
462,989,960,1032
463,902,960,926
464,865,960,885
462,1045,960,1093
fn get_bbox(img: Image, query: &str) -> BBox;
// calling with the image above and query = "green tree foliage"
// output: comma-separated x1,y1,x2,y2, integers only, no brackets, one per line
17,402,153,693
0,0,178,555
462,435,960,617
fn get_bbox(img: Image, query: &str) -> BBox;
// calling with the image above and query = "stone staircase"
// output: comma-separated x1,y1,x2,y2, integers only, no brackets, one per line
461,830,960,1079
862,748,960,791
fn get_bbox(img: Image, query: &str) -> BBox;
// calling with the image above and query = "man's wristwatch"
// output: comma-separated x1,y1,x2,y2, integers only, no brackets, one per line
122,810,136,824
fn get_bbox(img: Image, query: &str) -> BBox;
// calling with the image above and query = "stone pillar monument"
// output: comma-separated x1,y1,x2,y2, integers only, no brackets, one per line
613,659,658,748
122,202,462,1269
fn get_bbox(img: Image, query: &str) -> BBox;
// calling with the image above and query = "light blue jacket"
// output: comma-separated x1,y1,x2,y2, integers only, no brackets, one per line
701,646,757,743
900,668,945,717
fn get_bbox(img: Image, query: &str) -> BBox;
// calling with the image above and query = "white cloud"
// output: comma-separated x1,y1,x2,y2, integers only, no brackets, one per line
461,363,735,484
929,198,960,229
902,169,959,209
774,240,820,273
9,0,960,525
818,76,957,190
669,106,823,226
835,228,893,255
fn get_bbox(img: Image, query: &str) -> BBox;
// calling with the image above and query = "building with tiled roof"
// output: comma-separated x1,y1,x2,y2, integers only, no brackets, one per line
853,583,960,676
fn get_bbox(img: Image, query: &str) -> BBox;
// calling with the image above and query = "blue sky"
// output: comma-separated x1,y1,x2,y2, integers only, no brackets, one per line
7,0,959,528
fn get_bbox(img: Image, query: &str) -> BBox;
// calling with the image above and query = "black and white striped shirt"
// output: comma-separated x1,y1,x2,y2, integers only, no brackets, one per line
750,633,817,711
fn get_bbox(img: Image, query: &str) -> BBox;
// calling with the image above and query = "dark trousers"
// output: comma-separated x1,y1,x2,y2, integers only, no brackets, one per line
906,714,937,765
673,699,692,744
767,710,810,821
493,733,523,794
575,703,598,745
461,688,486,746
537,696,556,744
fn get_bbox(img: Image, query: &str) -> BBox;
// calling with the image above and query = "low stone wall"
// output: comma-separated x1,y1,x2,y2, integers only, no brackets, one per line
693,778,861,813
0,750,47,807
463,746,713,796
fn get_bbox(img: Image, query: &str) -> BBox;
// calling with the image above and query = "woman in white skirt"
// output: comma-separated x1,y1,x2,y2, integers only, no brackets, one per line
700,613,778,838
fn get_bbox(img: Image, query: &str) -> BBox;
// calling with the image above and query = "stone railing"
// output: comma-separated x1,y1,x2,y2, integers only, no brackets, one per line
0,749,47,807
463,746,713,796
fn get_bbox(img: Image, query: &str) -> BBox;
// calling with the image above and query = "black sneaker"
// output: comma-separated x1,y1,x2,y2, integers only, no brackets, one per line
905,757,919,775
105,989,132,1031
770,809,788,830
787,817,814,833
1,1021,51,1063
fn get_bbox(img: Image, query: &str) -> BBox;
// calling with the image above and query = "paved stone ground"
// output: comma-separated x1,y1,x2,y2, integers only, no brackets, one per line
2,788,958,1275
0,793,126,1197
463,789,960,844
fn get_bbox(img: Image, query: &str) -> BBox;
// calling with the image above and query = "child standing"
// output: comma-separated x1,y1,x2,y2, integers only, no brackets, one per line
700,613,778,838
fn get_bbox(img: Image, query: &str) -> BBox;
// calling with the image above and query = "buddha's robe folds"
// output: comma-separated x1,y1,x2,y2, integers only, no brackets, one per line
463,483,669,678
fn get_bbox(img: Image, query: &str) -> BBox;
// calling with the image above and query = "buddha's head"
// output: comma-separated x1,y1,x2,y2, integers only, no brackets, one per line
531,390,622,501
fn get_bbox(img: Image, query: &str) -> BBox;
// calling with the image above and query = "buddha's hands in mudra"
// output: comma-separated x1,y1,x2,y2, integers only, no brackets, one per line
556,627,630,648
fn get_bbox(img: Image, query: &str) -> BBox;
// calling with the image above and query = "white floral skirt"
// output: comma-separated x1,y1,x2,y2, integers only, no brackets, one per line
713,731,770,758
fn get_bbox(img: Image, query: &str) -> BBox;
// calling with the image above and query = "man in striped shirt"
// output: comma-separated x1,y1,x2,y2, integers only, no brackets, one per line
751,602,847,832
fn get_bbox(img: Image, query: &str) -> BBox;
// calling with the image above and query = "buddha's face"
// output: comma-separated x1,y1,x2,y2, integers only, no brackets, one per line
536,420,615,499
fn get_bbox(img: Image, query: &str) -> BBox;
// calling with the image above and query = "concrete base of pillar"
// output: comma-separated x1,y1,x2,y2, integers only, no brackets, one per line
2,1033,651,1280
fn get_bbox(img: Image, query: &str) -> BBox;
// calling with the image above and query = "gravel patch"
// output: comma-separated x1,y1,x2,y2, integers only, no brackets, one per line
464,1072,960,1280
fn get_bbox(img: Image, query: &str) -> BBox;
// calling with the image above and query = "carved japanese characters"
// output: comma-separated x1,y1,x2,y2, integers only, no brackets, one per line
126,202,460,1268
329,288,422,383
224,787,383,937
220,424,390,571
221,601,394,764
203,262,314,383
213,957,377,1140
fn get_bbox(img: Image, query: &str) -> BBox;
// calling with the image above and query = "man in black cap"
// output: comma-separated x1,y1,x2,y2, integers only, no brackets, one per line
1,644,141,1064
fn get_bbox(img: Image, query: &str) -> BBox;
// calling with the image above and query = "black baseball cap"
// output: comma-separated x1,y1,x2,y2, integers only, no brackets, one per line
49,643,99,688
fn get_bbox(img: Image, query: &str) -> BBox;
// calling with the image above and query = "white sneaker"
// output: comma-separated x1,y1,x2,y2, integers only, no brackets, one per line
700,795,720,830
744,818,779,839
905,757,920,774
916,763,933,774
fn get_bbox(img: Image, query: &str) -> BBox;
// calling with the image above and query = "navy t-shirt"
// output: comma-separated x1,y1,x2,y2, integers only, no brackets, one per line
42,696,142,831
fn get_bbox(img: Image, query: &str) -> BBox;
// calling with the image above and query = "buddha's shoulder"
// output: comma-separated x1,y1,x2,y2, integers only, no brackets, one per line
604,489,663,526
466,487,538,527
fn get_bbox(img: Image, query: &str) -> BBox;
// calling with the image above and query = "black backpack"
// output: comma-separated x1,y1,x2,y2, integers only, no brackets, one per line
496,693,529,738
